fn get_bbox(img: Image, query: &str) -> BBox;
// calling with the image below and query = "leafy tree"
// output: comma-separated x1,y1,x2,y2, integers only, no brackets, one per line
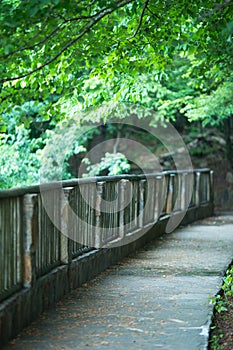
0,0,232,117
0,0,232,187
0,101,53,188
0,125,42,188
181,81,233,167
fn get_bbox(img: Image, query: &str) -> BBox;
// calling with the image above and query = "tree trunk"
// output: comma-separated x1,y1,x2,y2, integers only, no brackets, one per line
224,116,233,169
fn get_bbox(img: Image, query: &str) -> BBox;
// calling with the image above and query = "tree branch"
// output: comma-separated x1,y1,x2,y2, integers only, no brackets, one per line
147,6,160,20
129,0,149,39
200,0,232,19
0,12,97,60
0,0,134,83
0,23,64,60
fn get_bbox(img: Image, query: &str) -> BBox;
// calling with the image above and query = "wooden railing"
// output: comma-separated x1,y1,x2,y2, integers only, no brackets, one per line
0,169,213,304
0,196,23,302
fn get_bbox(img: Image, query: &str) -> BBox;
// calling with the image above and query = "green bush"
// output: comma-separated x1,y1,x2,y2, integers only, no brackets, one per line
0,125,41,189
83,152,131,177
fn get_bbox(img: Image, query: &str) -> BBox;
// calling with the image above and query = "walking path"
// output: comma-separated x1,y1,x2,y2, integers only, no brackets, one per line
3,215,233,350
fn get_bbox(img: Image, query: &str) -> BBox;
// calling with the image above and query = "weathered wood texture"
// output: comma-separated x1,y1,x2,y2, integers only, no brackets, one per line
0,169,213,304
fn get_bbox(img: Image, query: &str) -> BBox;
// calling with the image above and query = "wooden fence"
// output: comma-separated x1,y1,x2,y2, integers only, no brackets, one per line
0,169,213,304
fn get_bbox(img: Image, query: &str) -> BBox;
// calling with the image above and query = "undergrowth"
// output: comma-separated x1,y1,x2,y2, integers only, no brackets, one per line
209,264,233,349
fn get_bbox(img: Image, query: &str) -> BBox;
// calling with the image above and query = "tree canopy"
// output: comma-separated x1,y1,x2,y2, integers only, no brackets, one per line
0,0,233,187
0,0,232,116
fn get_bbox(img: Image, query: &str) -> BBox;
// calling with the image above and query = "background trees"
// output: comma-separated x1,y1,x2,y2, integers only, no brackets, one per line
0,0,232,204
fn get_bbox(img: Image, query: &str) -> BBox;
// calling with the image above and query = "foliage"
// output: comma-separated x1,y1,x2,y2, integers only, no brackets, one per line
209,326,224,350
2,100,50,132
181,81,233,126
209,265,233,349
82,152,131,177
0,100,54,188
222,265,233,297
210,294,228,313
61,61,194,123
0,0,233,188
0,0,232,118
39,122,102,182
0,125,41,188
210,265,233,314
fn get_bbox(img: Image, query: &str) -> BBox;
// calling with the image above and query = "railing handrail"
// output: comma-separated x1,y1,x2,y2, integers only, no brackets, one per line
0,168,211,198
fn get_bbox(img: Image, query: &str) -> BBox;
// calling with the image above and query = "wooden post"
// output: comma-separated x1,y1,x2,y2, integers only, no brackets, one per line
181,173,187,211
195,172,201,206
119,179,128,239
166,174,174,214
139,179,146,228
23,194,38,287
154,175,162,221
210,170,214,203
60,187,73,264
95,182,104,248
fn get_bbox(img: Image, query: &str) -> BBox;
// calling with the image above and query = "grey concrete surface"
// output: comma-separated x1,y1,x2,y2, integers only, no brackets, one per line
3,215,233,350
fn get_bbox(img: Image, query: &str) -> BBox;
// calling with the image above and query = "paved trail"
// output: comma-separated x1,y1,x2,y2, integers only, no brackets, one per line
4,215,233,350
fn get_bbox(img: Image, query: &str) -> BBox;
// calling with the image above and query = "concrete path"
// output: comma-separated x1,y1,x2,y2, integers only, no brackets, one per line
3,215,233,350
